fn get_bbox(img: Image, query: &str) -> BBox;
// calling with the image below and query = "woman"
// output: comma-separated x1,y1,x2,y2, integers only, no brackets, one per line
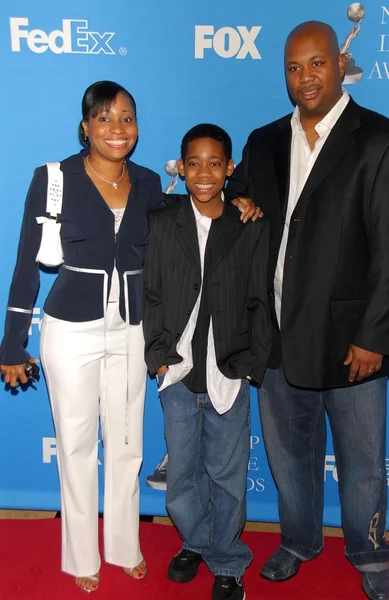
0,81,160,592
0,80,258,593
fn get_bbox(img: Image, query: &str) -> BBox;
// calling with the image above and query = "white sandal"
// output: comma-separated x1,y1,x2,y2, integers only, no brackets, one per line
75,574,100,593
123,560,148,579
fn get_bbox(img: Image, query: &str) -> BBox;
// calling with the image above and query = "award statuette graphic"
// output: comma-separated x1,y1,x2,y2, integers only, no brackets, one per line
164,159,179,194
340,3,365,84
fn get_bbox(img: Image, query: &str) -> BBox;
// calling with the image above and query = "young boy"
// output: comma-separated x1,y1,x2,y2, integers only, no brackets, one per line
143,124,270,600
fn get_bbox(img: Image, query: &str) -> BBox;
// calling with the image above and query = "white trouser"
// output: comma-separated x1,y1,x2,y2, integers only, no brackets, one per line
40,301,147,577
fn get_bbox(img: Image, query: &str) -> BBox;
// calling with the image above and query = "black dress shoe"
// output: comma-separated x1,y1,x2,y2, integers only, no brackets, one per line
168,549,202,583
212,576,245,600
260,547,302,582
362,571,389,600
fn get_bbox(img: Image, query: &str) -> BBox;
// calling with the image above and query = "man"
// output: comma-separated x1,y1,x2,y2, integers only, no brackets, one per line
228,21,389,600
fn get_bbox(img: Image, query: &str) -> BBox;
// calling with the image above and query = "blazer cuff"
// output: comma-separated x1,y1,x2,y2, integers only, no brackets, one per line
352,333,389,358
0,344,30,366
145,347,168,375
223,188,243,202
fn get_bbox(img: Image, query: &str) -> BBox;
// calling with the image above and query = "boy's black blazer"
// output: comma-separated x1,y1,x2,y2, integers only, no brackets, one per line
143,195,271,385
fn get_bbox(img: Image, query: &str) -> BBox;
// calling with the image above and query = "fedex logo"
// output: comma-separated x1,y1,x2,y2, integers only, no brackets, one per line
10,18,115,54
195,25,262,59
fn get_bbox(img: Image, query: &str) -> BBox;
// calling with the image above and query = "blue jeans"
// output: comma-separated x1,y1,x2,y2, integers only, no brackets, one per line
160,378,253,577
259,365,389,571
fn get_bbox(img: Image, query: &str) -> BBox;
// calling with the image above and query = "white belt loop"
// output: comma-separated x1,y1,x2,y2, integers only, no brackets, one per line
123,273,130,326
122,269,143,444
62,264,109,441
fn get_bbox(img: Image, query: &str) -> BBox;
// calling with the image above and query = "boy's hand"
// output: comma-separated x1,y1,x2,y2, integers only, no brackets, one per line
156,365,169,375
232,197,263,223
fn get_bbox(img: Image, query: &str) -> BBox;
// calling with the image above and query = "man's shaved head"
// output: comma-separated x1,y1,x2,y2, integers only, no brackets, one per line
284,21,345,123
285,21,340,59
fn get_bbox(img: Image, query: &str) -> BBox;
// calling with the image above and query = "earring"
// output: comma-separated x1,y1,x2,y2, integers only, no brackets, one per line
84,134,90,145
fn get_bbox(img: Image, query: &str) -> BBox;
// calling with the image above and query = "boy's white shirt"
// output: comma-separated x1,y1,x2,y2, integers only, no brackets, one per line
158,195,241,414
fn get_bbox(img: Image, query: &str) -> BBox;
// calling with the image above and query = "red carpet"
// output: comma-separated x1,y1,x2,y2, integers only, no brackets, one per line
0,519,367,600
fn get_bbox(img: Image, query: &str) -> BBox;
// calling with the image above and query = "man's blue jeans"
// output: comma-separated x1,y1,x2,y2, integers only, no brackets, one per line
160,378,253,577
259,365,389,571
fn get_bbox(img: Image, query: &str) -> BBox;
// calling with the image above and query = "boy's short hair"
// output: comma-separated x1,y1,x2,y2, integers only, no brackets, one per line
181,124,232,162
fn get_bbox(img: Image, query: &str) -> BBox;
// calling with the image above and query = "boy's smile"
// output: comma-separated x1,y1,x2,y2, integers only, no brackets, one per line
177,137,234,216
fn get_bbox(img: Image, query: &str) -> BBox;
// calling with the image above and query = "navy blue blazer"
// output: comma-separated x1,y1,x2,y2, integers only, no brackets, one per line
0,151,165,365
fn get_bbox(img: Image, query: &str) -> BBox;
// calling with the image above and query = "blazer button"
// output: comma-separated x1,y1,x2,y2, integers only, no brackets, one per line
194,284,199,290
187,309,191,316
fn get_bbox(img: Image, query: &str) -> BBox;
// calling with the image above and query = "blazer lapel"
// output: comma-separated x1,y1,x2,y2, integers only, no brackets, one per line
295,99,361,210
273,119,292,222
175,199,201,272
209,202,244,271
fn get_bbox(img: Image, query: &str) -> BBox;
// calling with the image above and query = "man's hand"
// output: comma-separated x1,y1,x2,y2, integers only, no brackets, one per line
156,365,169,375
232,197,264,223
343,345,383,382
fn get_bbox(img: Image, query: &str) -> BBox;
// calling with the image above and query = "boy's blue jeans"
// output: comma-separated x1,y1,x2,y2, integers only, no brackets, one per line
159,377,253,577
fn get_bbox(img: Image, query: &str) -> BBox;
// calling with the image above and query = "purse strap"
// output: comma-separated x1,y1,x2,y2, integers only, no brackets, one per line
44,162,63,218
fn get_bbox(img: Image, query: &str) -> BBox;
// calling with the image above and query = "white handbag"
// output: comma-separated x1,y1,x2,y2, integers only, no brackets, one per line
35,162,64,267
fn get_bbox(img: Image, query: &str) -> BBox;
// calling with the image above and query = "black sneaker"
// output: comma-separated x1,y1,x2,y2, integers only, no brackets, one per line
146,453,168,491
168,549,202,583
212,576,246,600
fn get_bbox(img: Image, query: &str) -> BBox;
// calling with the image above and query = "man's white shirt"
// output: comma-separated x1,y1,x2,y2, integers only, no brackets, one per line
274,90,350,326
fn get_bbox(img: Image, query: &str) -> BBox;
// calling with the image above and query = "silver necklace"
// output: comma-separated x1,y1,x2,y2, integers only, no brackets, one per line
87,156,125,189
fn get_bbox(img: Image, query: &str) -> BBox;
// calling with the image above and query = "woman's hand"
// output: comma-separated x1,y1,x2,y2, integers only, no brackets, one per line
0,364,29,387
232,197,264,223
156,365,169,375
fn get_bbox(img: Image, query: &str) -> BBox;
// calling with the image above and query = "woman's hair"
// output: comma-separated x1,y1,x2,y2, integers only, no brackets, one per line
78,80,137,147
180,123,232,161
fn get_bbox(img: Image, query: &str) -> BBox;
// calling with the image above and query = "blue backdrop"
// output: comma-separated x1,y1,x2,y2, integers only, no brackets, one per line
0,0,388,526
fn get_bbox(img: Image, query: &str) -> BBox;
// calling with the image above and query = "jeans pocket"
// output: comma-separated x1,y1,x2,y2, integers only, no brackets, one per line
155,373,166,394
156,372,166,388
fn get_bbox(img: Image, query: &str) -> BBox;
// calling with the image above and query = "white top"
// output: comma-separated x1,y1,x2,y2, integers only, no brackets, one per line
108,207,125,303
158,196,241,414
273,89,350,326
